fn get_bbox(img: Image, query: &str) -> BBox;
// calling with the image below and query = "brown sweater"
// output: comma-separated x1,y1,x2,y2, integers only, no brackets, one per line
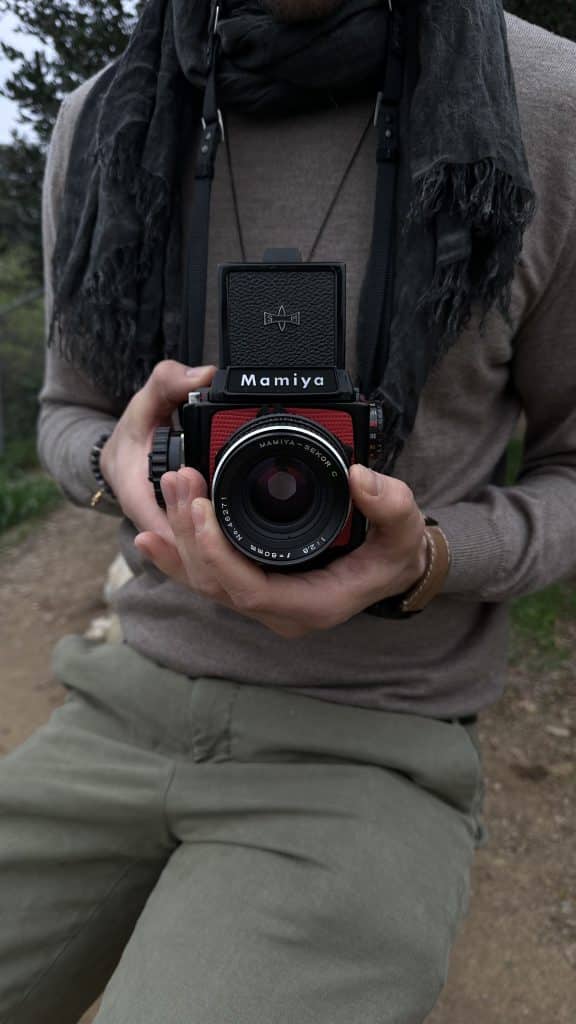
39,14,576,717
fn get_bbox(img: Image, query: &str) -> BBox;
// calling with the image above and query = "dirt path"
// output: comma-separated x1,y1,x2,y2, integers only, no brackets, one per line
0,504,574,1022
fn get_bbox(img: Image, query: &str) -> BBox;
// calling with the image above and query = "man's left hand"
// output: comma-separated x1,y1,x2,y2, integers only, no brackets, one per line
135,464,428,638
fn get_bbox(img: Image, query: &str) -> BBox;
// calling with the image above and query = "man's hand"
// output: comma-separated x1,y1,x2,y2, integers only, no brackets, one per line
99,360,216,540
134,464,428,637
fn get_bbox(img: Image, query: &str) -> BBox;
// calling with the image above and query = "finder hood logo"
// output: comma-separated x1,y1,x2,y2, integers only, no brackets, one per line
263,304,301,332
240,372,326,390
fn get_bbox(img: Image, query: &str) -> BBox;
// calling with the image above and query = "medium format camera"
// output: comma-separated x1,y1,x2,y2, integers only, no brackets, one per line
149,251,386,570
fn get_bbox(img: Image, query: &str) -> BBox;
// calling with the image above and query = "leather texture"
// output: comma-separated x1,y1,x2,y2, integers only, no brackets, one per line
223,270,342,367
400,525,451,613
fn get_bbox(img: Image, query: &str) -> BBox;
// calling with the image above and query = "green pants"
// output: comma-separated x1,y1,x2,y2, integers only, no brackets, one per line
0,635,484,1024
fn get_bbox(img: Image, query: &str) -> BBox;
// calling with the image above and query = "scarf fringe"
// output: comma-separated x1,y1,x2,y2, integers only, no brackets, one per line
54,135,175,399
415,158,535,232
52,289,152,401
100,132,173,283
411,159,536,343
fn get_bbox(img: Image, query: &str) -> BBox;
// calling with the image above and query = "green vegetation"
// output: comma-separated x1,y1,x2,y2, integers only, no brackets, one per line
0,1,140,256
0,465,61,534
0,246,45,440
0,245,60,533
511,582,576,668
506,437,524,485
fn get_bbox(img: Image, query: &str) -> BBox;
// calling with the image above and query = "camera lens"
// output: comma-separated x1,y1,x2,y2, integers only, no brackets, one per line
248,457,315,525
211,413,352,567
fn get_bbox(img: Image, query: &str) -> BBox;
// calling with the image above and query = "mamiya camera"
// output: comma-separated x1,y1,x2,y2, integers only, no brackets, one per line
149,251,386,570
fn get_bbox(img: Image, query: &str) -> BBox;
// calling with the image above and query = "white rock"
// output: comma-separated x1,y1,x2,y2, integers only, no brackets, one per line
546,725,571,739
103,554,133,603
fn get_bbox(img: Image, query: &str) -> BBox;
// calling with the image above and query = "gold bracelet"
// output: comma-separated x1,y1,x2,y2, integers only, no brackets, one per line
90,488,106,509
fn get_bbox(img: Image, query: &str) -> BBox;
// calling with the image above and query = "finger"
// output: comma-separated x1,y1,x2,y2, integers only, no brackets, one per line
161,472,231,600
134,531,188,584
119,464,176,542
130,360,217,432
160,470,205,547
128,492,176,543
130,466,207,545
160,468,208,508
190,498,273,612
136,522,316,635
135,527,235,612
191,498,352,625
174,466,209,499
349,464,424,533
162,484,338,627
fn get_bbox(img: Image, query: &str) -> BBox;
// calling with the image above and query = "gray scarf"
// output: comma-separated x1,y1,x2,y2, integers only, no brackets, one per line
50,0,535,465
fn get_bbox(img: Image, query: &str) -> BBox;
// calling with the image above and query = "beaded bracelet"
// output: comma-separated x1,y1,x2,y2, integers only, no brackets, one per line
89,433,117,508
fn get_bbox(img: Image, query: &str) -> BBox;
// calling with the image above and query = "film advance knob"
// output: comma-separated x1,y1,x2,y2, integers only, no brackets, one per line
148,427,183,508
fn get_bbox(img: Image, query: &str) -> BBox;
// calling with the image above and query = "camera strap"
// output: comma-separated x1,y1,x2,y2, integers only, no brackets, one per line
356,1,408,400
182,2,224,368
182,0,410,396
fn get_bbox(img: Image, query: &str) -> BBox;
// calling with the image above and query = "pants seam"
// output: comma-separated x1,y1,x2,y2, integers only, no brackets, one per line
225,683,242,760
4,858,148,1023
457,722,486,844
161,758,178,841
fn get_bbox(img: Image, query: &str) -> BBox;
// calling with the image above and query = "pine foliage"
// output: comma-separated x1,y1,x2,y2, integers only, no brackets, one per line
0,1,139,254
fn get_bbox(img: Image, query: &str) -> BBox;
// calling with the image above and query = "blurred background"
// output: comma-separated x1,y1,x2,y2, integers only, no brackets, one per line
0,3,575,1022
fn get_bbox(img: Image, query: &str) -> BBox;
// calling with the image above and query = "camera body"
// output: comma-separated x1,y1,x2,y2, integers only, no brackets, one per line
149,254,386,570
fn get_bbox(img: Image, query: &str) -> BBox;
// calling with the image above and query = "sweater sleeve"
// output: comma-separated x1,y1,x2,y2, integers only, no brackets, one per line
38,83,124,516
428,204,576,602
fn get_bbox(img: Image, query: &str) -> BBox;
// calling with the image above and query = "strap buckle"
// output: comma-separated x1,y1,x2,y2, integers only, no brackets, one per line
201,109,225,143
373,98,398,160
204,2,221,72
210,2,221,35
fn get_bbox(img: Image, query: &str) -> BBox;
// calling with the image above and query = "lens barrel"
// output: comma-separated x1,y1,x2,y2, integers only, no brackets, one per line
211,413,351,567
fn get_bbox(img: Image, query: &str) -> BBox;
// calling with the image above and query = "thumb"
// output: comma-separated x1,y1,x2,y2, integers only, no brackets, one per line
349,464,420,532
132,360,217,431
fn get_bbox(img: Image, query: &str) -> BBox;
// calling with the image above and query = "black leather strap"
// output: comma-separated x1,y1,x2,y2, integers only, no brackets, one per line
356,5,406,399
181,11,223,368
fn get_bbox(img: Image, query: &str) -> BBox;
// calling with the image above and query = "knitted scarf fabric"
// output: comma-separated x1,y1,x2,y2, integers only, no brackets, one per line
50,0,535,465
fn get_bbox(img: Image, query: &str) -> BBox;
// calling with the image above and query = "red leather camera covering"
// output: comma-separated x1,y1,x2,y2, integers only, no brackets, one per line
210,408,355,546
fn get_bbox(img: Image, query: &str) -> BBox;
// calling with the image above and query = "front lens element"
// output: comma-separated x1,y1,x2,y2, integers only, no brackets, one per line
248,457,315,525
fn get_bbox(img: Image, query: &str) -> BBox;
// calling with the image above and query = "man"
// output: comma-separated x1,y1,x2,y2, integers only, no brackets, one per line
1,1,575,1022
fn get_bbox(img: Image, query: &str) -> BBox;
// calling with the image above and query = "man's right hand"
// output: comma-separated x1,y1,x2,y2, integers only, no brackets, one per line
99,360,217,540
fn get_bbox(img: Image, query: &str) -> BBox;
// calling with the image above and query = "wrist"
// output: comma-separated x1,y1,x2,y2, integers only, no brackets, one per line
399,530,429,593
398,525,450,613
90,433,118,509
98,435,114,489
366,518,451,619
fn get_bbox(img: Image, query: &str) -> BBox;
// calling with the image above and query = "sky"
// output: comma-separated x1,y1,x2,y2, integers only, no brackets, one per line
1,5,138,144
0,12,41,144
